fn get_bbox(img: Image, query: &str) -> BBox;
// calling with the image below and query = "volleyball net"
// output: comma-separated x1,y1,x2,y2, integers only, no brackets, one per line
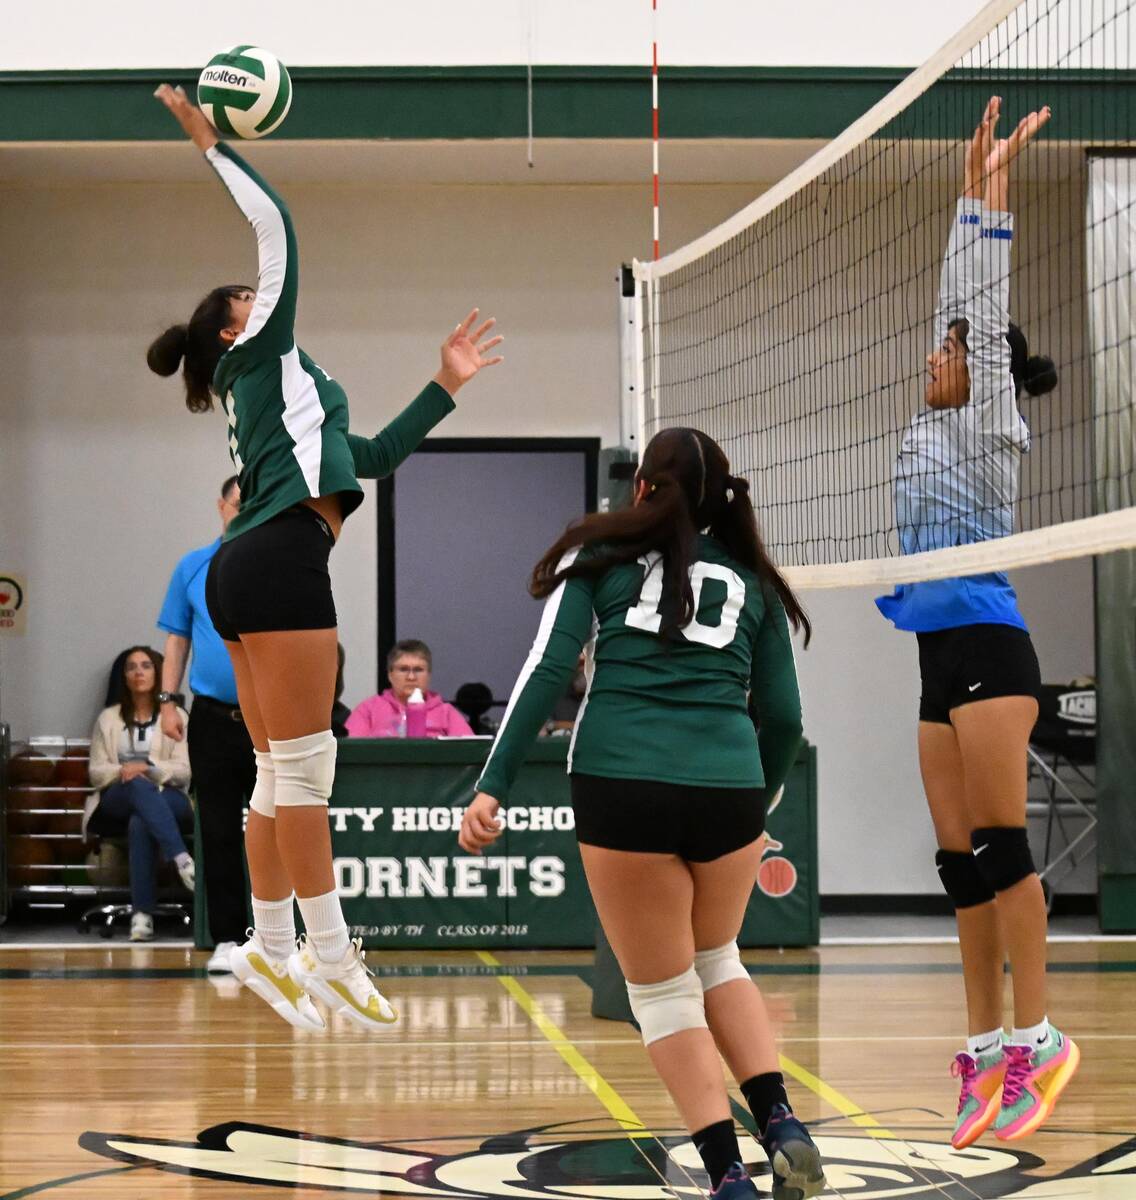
634,0,1135,588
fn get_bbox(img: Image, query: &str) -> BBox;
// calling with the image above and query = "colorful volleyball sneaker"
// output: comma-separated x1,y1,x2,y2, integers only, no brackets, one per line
709,1163,757,1200
951,1046,1006,1148
760,1105,827,1200
993,1027,1080,1140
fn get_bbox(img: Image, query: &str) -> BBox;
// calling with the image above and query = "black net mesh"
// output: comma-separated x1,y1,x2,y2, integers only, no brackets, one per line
638,0,1134,579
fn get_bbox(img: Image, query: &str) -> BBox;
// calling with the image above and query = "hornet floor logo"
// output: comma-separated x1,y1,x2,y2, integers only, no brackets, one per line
79,1119,1136,1197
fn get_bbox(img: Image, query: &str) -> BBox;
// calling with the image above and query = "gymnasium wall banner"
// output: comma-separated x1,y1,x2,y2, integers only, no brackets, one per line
325,739,819,949
0,572,27,636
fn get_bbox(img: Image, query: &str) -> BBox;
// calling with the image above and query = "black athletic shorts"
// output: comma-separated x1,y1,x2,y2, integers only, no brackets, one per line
570,773,765,862
916,623,1041,724
205,505,337,641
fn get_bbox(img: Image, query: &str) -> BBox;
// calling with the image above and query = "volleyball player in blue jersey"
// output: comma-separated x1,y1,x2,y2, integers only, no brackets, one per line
878,97,1078,1146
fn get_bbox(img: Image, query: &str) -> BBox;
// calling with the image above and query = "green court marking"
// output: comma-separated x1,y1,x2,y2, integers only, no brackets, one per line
1,959,1134,981
0,963,589,981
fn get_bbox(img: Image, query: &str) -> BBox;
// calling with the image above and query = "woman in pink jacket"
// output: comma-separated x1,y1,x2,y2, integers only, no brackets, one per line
346,639,474,738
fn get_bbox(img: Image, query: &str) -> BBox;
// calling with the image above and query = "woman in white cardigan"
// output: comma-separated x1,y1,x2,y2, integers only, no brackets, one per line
86,646,193,941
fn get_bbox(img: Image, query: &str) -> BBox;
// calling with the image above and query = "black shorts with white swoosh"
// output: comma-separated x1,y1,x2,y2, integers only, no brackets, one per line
916,623,1041,724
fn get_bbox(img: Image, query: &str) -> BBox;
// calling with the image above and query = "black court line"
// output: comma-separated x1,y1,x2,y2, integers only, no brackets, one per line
1,960,1134,980
0,1163,150,1199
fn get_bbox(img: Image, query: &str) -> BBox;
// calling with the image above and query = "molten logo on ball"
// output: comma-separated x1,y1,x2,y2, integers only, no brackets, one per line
197,45,292,140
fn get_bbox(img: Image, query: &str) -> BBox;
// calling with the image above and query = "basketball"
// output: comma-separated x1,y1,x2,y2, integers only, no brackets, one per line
757,855,798,898
197,46,292,140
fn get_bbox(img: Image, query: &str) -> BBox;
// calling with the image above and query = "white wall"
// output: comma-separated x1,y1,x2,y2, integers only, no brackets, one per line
2,1,991,70
0,167,1096,893
0,175,754,739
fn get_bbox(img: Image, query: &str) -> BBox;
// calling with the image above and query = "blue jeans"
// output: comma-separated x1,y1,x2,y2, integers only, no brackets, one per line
95,777,192,913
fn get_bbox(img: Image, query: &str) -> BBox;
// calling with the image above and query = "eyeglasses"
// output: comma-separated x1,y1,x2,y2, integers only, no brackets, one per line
391,665,428,675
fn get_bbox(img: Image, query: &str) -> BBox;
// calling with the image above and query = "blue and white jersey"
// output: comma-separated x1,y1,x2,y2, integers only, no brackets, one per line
878,198,1031,633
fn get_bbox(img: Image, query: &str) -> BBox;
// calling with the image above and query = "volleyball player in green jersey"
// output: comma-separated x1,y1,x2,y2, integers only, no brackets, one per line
460,429,825,1200
149,84,502,1032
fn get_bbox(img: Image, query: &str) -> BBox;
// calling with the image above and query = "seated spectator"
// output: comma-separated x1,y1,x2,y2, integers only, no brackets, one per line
83,645,194,942
346,639,474,739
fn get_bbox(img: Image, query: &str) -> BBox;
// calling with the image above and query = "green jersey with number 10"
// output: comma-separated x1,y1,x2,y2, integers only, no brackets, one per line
477,534,803,801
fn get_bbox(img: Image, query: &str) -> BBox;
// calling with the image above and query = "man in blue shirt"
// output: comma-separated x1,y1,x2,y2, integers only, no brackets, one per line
158,476,254,973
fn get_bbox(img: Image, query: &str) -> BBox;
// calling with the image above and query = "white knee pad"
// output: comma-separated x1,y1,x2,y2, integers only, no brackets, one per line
626,965,707,1046
269,731,336,808
249,749,277,818
694,940,750,993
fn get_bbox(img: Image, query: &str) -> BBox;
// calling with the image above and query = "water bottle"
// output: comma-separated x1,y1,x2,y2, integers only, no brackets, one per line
405,687,428,738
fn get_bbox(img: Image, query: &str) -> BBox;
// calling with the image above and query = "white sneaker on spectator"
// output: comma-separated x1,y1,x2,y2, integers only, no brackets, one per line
177,856,195,891
206,941,237,974
130,912,154,942
288,935,398,1031
230,931,324,1031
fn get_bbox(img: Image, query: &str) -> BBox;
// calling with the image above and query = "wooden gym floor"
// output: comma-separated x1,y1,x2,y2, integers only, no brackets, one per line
0,941,1134,1199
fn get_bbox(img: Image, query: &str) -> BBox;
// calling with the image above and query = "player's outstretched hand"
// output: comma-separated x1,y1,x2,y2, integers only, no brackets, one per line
153,83,218,153
458,792,504,855
986,104,1051,176
964,95,1000,199
434,309,504,398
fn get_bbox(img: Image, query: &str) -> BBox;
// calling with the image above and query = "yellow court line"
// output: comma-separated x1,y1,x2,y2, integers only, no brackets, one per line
477,951,893,1145
475,950,650,1137
778,1051,896,1139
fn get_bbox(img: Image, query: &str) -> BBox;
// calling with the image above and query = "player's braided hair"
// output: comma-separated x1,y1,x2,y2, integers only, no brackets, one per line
531,427,810,644
146,283,255,413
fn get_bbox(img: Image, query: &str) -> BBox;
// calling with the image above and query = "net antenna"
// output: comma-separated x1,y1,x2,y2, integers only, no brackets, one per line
632,0,1136,590
652,0,661,261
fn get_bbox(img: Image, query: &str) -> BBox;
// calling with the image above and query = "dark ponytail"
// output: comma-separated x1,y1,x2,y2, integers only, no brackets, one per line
707,472,812,646
1007,322,1058,399
146,284,252,413
531,427,811,645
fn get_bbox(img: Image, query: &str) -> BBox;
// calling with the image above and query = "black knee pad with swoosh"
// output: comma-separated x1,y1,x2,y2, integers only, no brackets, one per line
970,826,1036,893
935,848,996,909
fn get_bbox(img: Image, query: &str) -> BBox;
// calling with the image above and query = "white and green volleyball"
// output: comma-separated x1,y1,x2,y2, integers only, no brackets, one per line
197,46,292,140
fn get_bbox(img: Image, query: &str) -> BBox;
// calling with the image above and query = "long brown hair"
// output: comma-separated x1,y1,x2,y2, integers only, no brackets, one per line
116,645,164,726
146,284,253,413
531,427,810,644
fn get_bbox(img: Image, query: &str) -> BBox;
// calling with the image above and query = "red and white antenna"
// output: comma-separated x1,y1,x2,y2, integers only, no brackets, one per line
652,0,660,260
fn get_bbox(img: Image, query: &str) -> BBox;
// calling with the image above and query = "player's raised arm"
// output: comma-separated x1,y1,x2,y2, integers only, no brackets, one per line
154,83,298,361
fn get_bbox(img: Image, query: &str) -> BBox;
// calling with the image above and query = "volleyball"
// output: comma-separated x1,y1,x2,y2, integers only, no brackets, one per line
197,46,292,140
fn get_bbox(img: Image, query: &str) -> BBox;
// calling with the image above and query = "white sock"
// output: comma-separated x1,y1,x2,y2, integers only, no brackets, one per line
296,889,350,963
251,894,297,960
967,1028,1004,1057
1010,1017,1051,1048
174,851,192,869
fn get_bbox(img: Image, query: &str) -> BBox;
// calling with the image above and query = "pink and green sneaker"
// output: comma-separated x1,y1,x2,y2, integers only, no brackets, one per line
993,1027,1080,1141
950,1045,1006,1149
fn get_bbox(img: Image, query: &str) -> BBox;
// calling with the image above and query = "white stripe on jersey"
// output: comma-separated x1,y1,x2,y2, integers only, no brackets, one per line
566,615,599,774
280,348,324,496
484,548,581,780
205,147,288,348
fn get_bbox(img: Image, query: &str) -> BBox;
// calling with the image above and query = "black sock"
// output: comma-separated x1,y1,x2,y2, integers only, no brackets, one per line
741,1072,790,1136
692,1118,740,1190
